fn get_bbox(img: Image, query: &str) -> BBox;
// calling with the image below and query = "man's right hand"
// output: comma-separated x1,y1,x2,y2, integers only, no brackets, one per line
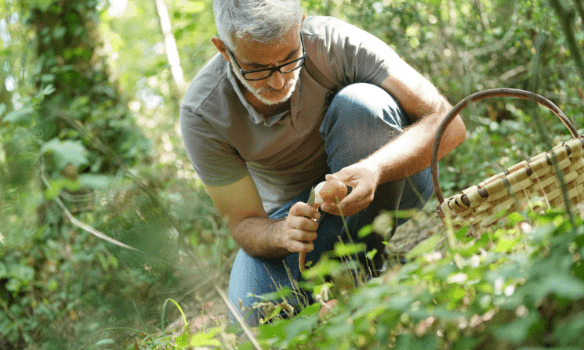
280,202,320,253
205,175,320,258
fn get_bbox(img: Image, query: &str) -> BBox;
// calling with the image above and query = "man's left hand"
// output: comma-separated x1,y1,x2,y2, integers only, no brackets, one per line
320,161,380,217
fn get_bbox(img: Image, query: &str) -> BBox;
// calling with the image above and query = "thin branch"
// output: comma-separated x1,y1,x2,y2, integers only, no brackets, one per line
548,0,584,84
572,0,584,24
154,0,186,94
40,158,262,348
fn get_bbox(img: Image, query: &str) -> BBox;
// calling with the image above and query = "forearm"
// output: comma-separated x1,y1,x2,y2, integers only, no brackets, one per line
232,216,290,258
367,106,466,184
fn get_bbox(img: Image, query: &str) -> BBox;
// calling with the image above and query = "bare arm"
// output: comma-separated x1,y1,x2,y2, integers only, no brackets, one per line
322,52,467,216
204,175,320,258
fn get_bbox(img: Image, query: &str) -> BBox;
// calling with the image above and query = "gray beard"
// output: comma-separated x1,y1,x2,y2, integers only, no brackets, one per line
232,65,301,106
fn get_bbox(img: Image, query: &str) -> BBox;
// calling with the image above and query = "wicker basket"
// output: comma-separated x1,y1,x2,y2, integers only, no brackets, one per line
431,88,584,234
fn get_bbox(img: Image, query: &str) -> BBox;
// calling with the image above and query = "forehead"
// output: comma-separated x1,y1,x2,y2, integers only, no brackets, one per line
231,28,301,66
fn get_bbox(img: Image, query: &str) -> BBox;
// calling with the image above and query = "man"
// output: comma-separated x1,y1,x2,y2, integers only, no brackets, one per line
180,0,466,325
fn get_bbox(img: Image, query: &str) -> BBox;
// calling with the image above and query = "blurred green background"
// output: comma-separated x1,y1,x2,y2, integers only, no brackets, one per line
0,0,582,348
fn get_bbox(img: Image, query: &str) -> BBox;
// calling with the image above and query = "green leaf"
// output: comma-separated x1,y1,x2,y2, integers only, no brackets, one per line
552,310,584,347
507,212,525,226
333,242,366,257
285,312,319,343
93,339,115,347
44,178,80,200
175,332,190,347
540,274,584,299
494,312,539,344
181,1,206,13
495,237,521,253
386,295,415,312
0,103,6,117
41,138,89,170
79,174,115,190
452,336,479,350
358,224,374,238
2,107,34,124
28,0,53,11
394,333,438,350
53,27,66,39
406,234,441,260
455,226,469,240
41,84,56,96
189,327,222,347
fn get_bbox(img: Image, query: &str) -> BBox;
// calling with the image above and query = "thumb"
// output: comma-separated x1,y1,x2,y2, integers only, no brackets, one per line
326,170,353,187
325,172,345,183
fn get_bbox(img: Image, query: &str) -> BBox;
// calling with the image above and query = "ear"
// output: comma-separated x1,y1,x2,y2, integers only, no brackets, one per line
212,37,230,62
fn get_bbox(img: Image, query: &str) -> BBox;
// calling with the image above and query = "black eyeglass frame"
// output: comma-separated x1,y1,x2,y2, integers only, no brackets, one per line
226,35,306,81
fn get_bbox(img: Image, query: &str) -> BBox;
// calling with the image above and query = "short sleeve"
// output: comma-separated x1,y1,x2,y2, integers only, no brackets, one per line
304,17,396,88
180,106,249,186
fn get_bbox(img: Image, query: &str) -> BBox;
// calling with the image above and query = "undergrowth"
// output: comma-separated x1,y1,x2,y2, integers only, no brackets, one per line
109,203,584,350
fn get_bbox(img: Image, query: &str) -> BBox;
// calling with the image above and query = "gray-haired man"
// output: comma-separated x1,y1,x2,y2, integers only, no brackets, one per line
180,0,466,325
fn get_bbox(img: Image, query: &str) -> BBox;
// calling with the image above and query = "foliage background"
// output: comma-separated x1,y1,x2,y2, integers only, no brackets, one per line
0,0,582,349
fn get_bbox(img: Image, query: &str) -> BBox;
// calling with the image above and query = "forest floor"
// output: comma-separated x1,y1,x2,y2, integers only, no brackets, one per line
171,205,446,335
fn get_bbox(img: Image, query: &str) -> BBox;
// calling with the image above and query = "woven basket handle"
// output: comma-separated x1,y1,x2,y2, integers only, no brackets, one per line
431,88,578,204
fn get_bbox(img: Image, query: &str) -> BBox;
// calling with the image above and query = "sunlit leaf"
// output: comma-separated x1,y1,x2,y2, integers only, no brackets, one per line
2,107,34,124
28,0,53,11
79,174,115,190
41,138,89,170
333,242,366,257
93,338,115,347
189,327,222,347
406,234,441,260
495,237,521,252
182,1,206,13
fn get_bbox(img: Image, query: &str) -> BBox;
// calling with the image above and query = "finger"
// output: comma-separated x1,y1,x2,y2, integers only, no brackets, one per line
288,240,314,253
293,229,317,243
321,202,360,217
286,215,319,232
284,229,316,251
326,171,355,187
321,195,370,216
290,201,321,220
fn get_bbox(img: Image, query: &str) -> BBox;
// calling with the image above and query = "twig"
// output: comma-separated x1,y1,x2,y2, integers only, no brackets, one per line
213,285,263,350
572,0,584,26
548,0,584,84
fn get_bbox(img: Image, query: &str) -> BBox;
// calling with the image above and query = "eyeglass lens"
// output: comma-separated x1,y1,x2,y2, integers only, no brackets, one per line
244,58,305,80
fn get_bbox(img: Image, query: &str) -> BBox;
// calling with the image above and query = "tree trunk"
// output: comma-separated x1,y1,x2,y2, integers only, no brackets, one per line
154,0,186,107
26,0,150,176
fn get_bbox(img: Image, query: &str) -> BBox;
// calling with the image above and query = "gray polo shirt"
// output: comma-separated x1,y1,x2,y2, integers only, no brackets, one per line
180,16,396,213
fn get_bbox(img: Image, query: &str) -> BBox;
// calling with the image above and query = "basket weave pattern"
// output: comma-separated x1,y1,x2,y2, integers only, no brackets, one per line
437,137,584,232
431,88,583,234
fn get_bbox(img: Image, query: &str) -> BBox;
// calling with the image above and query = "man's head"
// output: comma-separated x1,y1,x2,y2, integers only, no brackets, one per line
212,0,305,106
213,0,303,49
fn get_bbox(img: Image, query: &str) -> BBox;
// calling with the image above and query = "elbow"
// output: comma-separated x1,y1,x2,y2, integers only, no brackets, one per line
437,115,467,160
453,115,467,147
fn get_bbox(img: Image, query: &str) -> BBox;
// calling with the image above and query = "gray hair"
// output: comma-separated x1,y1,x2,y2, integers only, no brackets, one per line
213,0,303,49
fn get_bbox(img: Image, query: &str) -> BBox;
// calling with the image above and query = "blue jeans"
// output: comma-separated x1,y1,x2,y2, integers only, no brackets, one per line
228,83,433,325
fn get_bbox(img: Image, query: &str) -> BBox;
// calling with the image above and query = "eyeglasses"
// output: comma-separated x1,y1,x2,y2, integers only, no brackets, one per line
226,35,306,81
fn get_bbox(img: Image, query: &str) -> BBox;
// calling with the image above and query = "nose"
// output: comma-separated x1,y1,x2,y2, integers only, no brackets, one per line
267,71,286,90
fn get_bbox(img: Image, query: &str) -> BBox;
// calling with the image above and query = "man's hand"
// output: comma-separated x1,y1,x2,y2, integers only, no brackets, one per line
321,160,381,217
280,202,320,253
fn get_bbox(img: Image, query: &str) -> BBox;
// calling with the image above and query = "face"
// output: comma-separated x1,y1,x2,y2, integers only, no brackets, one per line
214,27,304,106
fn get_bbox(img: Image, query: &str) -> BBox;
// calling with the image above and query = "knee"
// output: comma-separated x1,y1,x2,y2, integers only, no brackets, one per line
326,83,407,129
